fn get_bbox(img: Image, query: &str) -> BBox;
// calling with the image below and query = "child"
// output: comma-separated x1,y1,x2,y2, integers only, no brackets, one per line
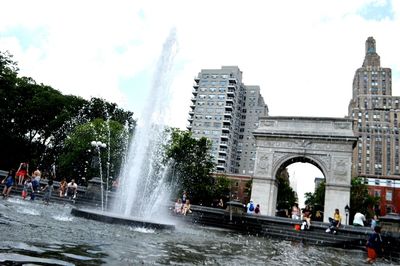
41,180,54,205
2,169,15,198
174,198,182,214
22,177,33,200
182,199,192,215
59,178,67,197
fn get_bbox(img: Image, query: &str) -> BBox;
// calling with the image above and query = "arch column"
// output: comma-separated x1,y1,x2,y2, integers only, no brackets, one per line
251,176,277,216
324,183,351,223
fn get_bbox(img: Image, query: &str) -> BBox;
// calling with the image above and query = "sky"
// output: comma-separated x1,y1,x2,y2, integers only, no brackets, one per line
1,0,399,202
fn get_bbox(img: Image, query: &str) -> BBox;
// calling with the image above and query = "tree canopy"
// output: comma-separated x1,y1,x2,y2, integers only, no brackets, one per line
0,51,135,182
164,128,217,205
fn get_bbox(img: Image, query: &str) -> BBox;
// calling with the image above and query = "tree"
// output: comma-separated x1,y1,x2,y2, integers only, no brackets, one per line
276,169,298,211
350,177,380,220
57,118,127,185
304,180,325,210
165,128,216,205
0,51,135,177
213,175,232,203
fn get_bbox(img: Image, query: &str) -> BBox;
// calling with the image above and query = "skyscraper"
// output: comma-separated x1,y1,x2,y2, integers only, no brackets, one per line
348,37,400,214
188,66,268,174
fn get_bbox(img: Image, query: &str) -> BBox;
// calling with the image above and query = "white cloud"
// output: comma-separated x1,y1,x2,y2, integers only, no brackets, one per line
1,0,400,128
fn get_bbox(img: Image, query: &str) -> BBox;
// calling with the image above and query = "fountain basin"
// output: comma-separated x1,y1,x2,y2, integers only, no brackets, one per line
71,207,175,230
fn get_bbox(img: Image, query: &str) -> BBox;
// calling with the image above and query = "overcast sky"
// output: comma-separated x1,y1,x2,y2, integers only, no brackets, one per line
1,0,399,127
1,0,399,202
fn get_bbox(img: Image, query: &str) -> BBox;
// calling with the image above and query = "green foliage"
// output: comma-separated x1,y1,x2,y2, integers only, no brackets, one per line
350,177,380,219
304,181,325,209
213,175,232,202
58,118,127,185
276,170,298,210
165,128,216,205
0,50,135,181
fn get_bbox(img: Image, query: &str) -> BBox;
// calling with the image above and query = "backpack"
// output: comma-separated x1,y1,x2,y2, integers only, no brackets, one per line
249,203,255,212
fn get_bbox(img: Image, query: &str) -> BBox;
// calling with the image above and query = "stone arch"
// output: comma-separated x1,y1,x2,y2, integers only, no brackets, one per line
250,117,357,223
272,154,327,180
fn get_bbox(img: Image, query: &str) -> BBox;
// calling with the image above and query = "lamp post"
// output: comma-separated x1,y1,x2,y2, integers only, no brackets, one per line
91,140,107,211
345,204,350,225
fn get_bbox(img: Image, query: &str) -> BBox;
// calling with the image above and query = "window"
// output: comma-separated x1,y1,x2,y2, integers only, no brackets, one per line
386,191,393,201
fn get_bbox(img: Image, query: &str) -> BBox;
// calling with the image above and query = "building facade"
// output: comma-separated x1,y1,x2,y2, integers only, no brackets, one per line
348,37,400,215
188,66,268,174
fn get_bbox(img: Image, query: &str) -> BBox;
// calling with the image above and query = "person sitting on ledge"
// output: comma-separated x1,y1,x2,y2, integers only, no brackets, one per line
291,203,300,220
301,206,312,230
59,178,67,197
326,208,342,234
182,199,192,215
174,198,182,214
353,211,366,226
66,179,78,199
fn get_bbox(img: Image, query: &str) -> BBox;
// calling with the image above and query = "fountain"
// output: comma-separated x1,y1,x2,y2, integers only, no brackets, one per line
71,28,178,230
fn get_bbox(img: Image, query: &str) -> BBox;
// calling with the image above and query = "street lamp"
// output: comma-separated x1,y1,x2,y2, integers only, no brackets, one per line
345,204,350,225
91,140,107,211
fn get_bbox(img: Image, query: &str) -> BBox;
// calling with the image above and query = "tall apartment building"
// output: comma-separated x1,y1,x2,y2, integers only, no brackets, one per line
348,37,400,214
188,66,268,174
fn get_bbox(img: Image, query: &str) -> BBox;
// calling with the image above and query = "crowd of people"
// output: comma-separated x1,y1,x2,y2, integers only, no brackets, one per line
1,164,80,204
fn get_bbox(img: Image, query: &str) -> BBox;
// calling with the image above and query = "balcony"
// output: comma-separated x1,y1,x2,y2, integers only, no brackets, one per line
187,117,193,122
223,119,231,125
226,97,234,103
221,133,229,139
224,112,232,117
222,126,230,133
227,89,235,96
218,157,226,162
220,141,228,147
219,148,227,154
229,77,237,84
225,104,233,110
216,165,225,171
192,90,198,96
191,97,197,103
194,76,200,83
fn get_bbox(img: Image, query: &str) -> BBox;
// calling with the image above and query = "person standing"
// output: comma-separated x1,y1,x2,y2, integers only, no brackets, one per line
254,204,261,215
16,162,28,186
182,191,187,204
2,169,15,198
353,212,366,226
366,226,383,263
41,180,54,205
22,177,33,200
371,215,379,230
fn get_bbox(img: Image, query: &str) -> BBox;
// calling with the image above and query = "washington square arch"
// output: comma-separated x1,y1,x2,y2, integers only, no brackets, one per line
250,116,357,223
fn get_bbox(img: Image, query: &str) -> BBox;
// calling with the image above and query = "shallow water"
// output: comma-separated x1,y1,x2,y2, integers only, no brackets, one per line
0,198,394,265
